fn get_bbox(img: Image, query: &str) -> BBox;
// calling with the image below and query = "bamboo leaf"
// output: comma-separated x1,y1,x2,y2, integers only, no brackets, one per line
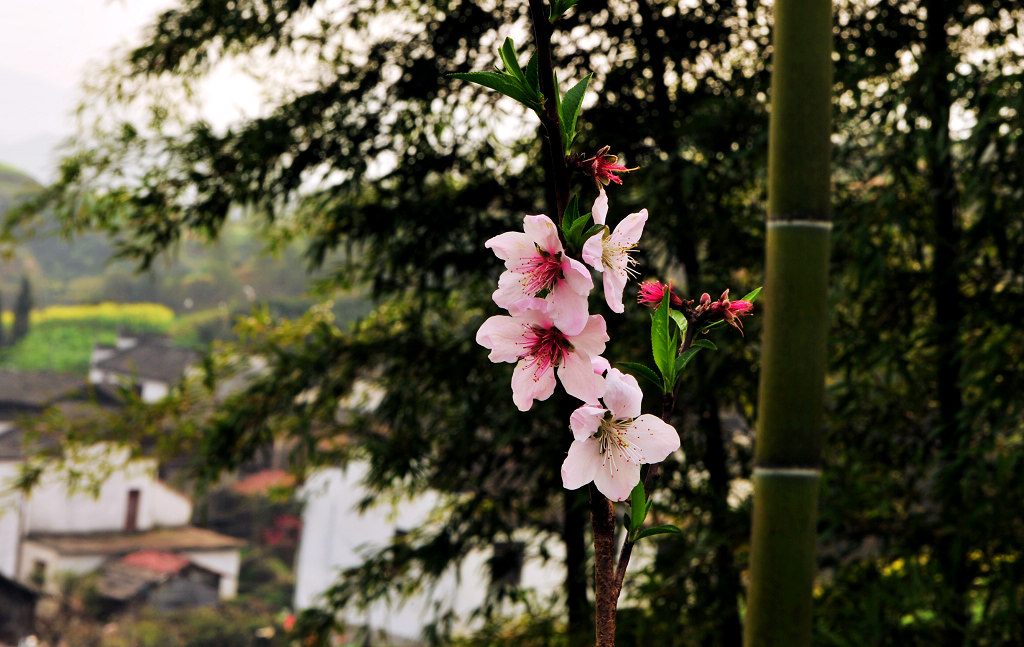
558,73,592,155
634,524,682,541
617,362,661,390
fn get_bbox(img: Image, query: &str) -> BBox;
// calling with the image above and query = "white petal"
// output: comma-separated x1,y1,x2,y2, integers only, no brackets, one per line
602,368,642,420
485,231,533,265
592,190,609,225
523,214,562,254
569,405,606,442
558,351,606,404
569,315,608,357
511,358,557,411
625,415,681,464
562,256,595,295
561,439,599,491
591,356,611,376
492,271,531,308
546,283,589,336
582,231,606,272
593,449,642,502
608,210,647,248
476,315,527,363
602,265,628,314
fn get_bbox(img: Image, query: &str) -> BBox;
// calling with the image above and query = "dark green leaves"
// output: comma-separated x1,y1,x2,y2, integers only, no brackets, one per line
449,38,543,113
548,0,581,22
560,193,604,254
625,480,681,543
651,288,674,386
558,74,592,155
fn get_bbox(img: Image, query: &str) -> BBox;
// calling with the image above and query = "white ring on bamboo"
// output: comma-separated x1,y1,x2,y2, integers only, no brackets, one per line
766,220,833,230
753,467,822,478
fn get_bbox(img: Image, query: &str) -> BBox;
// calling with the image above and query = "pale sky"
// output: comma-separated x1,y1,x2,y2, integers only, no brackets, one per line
0,0,260,182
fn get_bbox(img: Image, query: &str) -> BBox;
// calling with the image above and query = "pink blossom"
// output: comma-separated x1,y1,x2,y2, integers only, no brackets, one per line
485,214,593,335
637,280,684,309
704,289,754,334
476,298,608,411
592,190,609,225
582,208,648,313
579,146,637,187
561,368,680,501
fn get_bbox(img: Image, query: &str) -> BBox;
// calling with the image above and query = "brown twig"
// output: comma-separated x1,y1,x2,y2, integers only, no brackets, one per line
527,0,570,223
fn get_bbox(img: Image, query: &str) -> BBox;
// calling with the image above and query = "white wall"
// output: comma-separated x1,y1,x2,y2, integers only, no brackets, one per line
0,461,24,578
25,445,191,534
185,549,241,599
293,464,565,640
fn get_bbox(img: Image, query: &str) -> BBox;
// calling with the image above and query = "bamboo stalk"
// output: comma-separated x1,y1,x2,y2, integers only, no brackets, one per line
744,0,832,644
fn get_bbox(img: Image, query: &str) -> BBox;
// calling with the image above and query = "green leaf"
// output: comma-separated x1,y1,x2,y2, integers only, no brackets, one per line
549,0,581,21
448,72,536,108
634,524,683,542
617,362,661,391
566,217,595,252
669,310,688,336
498,38,526,83
524,52,540,98
674,346,703,375
692,338,718,351
558,73,592,155
628,480,647,532
561,194,582,238
651,290,674,391
582,223,606,241
700,319,726,333
741,286,763,303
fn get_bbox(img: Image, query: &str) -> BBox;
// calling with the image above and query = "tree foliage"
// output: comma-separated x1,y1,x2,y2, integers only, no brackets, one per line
9,0,1024,645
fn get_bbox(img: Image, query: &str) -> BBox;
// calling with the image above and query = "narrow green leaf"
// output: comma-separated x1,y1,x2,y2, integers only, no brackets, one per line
558,73,592,155
651,290,674,391
741,286,763,303
674,347,703,375
525,52,540,99
628,481,647,532
692,338,718,351
634,524,683,541
617,362,661,391
582,223,606,241
498,38,526,82
449,72,535,108
549,0,581,21
700,320,726,333
566,216,593,251
670,310,688,336
561,194,582,238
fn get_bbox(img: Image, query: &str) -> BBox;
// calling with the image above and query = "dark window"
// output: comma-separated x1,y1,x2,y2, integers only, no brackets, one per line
125,489,141,531
29,560,46,588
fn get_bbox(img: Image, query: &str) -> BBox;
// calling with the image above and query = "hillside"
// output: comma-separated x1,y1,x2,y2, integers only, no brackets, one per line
0,162,369,341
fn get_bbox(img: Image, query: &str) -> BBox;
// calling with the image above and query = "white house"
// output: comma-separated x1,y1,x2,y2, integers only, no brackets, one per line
89,334,199,403
293,462,569,641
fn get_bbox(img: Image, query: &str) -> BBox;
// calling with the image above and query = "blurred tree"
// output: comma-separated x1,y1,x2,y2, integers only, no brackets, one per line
13,275,32,342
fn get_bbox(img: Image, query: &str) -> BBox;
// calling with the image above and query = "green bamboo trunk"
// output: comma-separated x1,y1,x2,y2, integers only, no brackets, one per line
744,0,832,645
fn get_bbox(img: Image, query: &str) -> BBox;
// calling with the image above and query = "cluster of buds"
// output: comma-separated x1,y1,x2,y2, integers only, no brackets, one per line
638,282,754,335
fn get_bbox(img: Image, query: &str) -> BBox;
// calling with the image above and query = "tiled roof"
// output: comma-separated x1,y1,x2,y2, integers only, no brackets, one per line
231,469,296,496
26,526,245,556
120,550,191,574
94,342,199,384
0,370,85,409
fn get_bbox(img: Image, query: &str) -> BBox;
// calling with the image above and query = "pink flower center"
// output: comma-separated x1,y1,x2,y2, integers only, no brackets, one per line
517,247,564,295
521,325,573,371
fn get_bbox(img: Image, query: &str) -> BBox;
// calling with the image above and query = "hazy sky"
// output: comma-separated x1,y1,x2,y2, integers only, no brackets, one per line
0,0,259,182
